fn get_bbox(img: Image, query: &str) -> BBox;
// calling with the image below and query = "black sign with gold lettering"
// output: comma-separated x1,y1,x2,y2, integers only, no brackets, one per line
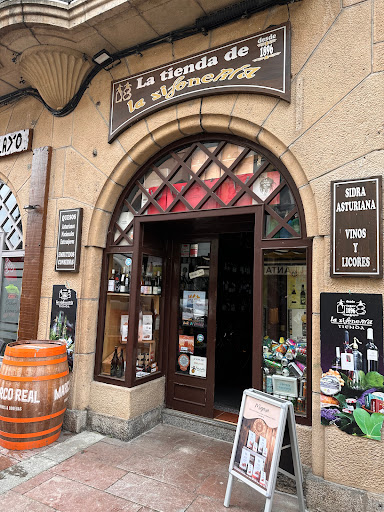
331,177,382,277
109,23,290,141
55,208,83,272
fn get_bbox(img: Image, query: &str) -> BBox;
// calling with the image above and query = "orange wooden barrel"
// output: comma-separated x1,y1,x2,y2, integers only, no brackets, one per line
0,340,70,450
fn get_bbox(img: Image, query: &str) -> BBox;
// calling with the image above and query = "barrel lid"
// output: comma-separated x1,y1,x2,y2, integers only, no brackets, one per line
5,340,66,358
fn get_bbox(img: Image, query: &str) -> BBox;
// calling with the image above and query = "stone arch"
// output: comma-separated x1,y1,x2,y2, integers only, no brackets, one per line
88,113,318,247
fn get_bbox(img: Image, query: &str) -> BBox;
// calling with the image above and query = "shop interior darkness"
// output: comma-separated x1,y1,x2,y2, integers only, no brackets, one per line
0,0,300,116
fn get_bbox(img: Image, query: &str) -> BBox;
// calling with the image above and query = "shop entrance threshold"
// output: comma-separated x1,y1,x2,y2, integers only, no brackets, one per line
162,408,237,443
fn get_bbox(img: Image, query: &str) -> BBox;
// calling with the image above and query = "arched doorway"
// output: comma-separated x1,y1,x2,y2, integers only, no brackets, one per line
0,180,24,357
95,134,311,424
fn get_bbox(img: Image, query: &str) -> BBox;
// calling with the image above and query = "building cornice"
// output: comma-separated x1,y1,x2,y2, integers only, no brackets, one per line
0,0,128,31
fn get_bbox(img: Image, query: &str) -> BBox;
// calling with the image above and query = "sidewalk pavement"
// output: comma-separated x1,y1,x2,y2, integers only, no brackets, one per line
0,424,303,511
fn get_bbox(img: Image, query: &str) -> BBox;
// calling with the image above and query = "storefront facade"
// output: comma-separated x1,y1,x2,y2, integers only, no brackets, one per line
0,0,383,509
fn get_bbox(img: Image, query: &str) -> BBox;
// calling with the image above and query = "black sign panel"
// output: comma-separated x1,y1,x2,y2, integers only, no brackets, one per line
55,208,83,272
331,177,382,277
320,293,384,440
109,23,290,141
321,293,383,374
49,285,77,370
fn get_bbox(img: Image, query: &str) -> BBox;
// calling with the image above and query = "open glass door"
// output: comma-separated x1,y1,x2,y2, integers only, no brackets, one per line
166,239,218,417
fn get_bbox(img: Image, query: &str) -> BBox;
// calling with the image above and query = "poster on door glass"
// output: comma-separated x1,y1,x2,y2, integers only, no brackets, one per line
320,293,384,441
182,291,207,327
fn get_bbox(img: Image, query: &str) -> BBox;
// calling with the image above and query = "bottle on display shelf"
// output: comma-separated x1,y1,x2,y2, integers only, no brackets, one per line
114,268,121,292
125,270,130,293
140,265,145,294
116,348,124,378
108,268,116,292
145,273,152,295
110,346,118,377
364,328,378,373
300,284,306,306
120,267,126,293
152,274,158,295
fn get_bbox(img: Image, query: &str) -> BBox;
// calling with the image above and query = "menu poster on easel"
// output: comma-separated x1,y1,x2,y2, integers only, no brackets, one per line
225,390,306,512
232,393,280,492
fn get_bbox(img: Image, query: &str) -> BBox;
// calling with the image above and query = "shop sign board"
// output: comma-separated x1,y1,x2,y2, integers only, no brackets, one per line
49,285,77,371
55,208,83,272
225,389,305,512
331,177,382,277
0,129,32,157
109,23,290,141
320,293,384,441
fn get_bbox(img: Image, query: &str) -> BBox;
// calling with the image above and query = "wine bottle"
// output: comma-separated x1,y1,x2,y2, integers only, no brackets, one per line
125,270,130,294
343,330,351,353
110,346,118,377
116,349,124,378
300,284,306,306
152,275,158,295
120,267,126,293
157,271,162,295
146,274,152,295
108,268,115,292
114,268,121,292
331,346,342,371
365,328,378,373
140,265,145,294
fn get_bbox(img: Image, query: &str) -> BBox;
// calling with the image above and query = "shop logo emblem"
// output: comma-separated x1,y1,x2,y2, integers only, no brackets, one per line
336,299,366,317
59,288,71,301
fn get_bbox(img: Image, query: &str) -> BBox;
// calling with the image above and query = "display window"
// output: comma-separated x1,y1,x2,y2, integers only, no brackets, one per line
95,134,311,423
262,249,308,416
136,254,162,379
100,253,132,380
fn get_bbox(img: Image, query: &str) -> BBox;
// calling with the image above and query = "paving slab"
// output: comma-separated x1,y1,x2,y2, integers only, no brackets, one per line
0,424,305,511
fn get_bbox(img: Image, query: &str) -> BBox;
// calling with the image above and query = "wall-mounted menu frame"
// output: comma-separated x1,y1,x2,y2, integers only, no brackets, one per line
331,177,382,278
224,389,305,512
55,208,83,272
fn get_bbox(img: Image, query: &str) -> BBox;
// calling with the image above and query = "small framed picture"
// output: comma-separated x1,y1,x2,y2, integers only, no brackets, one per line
272,375,298,398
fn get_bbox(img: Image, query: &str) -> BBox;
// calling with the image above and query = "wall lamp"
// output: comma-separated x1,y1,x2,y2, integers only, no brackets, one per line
92,49,115,68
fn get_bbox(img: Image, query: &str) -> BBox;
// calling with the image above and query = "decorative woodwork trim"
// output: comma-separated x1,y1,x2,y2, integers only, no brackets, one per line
18,147,52,341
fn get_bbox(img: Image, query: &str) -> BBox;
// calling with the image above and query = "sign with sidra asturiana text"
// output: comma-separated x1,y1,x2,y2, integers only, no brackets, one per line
109,23,290,141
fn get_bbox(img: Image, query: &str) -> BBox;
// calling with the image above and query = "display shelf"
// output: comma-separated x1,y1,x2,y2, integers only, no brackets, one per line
107,292,130,297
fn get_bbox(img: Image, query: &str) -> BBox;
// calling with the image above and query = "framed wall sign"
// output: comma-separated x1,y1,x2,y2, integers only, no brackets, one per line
224,389,305,512
109,22,290,141
331,177,382,277
55,208,83,272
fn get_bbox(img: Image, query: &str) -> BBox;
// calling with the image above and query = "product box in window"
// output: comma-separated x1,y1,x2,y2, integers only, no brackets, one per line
142,314,153,340
120,313,129,343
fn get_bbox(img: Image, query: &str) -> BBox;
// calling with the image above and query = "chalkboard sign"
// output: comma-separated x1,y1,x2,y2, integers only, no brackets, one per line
331,177,382,277
224,389,305,512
